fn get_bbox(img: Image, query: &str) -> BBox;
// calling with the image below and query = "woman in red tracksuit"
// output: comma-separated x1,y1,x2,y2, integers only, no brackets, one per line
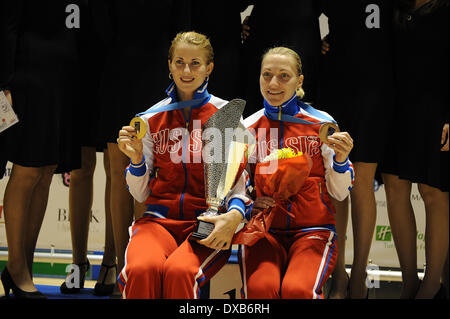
116,31,252,299
241,47,354,299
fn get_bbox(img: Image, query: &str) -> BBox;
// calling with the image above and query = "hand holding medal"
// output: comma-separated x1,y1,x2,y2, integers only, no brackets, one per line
129,117,147,140
117,117,147,164
319,122,339,144
319,123,353,163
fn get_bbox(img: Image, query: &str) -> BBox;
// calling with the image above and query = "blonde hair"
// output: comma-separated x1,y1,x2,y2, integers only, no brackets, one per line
168,31,214,64
262,47,306,100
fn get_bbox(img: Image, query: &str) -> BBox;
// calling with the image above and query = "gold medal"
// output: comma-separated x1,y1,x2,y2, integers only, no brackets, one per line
129,117,147,139
319,122,340,144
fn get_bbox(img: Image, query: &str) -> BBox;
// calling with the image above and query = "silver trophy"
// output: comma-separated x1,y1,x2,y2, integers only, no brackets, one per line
192,99,255,240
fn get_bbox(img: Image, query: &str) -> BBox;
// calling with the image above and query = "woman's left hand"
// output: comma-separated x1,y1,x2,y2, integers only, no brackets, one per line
241,16,250,41
321,38,330,55
326,131,354,163
197,209,243,250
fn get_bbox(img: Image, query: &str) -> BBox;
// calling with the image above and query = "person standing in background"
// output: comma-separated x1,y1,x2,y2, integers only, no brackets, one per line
0,0,83,298
171,0,247,102
94,0,174,296
59,0,117,297
381,0,449,299
318,0,396,299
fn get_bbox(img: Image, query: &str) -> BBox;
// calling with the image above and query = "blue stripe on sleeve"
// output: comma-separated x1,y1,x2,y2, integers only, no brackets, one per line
228,198,246,219
332,155,350,173
128,156,146,177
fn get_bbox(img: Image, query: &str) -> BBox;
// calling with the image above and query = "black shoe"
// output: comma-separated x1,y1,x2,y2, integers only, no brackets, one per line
93,263,117,296
324,271,350,299
60,260,90,294
1,267,47,299
433,284,448,299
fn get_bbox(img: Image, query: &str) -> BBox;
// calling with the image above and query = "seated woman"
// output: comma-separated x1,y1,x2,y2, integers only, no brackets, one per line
116,31,251,299
241,47,354,299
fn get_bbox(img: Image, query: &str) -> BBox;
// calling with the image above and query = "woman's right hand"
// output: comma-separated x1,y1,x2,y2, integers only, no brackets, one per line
117,125,144,163
321,38,330,55
242,16,251,41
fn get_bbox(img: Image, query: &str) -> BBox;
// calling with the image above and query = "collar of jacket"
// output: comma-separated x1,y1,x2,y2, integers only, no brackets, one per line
263,92,300,117
165,80,211,108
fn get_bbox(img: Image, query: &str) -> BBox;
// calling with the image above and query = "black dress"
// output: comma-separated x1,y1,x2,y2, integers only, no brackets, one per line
0,0,83,173
0,2,6,179
382,1,449,192
77,0,108,151
317,0,396,164
95,0,173,144
241,0,323,118
171,0,247,102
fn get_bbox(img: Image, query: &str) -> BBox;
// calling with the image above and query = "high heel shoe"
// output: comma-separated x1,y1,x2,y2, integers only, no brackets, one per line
415,280,448,299
325,271,350,299
93,263,117,296
60,260,90,294
433,284,447,299
1,267,47,299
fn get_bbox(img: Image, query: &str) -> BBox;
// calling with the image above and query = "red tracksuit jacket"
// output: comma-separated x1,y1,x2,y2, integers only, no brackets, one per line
244,105,354,231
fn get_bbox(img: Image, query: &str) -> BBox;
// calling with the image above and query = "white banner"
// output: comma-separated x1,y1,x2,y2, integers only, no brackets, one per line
0,153,107,252
0,154,426,269
345,181,426,270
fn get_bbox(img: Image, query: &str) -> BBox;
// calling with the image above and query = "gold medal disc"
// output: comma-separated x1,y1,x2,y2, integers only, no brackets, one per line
319,122,340,144
130,117,147,139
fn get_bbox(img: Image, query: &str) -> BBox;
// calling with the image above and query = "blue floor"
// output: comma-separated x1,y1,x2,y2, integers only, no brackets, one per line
1,285,111,299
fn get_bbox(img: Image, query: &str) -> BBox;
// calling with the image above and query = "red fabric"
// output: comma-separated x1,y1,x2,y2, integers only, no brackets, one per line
239,229,337,299
255,154,313,201
118,216,231,299
233,154,312,246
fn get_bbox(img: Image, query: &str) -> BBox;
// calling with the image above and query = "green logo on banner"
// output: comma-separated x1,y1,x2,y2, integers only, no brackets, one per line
376,225,392,241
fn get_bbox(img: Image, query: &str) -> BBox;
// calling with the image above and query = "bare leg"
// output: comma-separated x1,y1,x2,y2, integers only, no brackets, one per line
328,197,349,299
24,165,56,274
383,173,419,298
3,164,53,292
68,147,96,265
107,143,134,275
134,200,147,220
97,149,117,285
348,162,377,299
416,184,449,299
442,250,449,299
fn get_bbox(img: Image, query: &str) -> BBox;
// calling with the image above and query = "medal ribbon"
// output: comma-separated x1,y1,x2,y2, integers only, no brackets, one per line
135,81,210,117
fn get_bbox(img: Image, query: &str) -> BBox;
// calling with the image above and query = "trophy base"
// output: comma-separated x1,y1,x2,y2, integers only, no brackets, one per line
191,220,215,240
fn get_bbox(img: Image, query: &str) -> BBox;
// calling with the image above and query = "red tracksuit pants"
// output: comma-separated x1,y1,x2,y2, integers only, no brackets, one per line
238,228,337,299
117,216,231,299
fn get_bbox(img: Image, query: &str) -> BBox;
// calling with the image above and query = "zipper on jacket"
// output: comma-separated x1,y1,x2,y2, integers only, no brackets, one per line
179,109,192,220
279,118,284,148
278,119,290,228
